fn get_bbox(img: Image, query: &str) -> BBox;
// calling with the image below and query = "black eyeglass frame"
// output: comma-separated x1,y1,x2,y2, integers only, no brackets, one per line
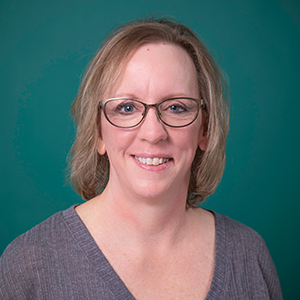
98,97,205,129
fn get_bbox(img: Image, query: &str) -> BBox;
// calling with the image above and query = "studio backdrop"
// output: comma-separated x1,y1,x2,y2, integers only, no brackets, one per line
1,0,299,299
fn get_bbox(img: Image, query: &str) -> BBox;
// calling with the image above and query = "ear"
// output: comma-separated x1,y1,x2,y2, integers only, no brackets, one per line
97,120,106,155
198,114,208,151
98,138,106,155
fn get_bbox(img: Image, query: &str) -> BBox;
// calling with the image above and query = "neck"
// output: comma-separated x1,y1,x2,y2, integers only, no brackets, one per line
93,181,192,248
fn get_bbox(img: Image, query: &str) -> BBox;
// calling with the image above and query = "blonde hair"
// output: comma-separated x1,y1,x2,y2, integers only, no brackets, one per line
68,17,229,207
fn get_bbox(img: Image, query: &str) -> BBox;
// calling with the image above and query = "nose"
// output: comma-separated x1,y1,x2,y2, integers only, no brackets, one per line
137,106,168,143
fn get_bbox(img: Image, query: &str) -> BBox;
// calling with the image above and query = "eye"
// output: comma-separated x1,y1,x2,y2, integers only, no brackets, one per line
161,100,188,114
168,104,187,113
115,101,138,114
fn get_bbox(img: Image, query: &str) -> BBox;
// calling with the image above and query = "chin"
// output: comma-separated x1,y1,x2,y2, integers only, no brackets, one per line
132,180,183,201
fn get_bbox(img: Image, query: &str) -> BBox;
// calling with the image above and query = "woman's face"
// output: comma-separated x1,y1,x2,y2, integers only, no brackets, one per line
98,43,207,200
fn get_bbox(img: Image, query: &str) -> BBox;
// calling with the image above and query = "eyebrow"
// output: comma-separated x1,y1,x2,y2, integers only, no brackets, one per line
112,93,196,101
113,93,139,99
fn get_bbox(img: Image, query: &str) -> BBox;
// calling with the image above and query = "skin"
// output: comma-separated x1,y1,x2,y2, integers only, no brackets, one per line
98,43,207,204
76,43,215,299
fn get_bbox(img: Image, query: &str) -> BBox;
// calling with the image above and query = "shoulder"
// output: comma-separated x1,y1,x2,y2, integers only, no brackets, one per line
212,212,283,299
0,206,79,263
0,207,75,298
2,208,69,255
216,213,267,251
215,212,277,272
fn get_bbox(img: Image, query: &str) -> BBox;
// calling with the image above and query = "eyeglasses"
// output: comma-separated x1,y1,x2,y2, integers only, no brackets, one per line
99,97,205,128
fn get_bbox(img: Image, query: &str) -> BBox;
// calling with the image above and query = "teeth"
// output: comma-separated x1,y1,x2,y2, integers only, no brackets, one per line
153,158,159,165
135,156,169,166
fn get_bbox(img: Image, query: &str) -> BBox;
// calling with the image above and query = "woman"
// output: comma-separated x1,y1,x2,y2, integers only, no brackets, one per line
0,17,282,299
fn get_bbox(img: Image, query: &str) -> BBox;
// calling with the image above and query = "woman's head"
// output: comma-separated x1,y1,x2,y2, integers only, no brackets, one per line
69,17,229,207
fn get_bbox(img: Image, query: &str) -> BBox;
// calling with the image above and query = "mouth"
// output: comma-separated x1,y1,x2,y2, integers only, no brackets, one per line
134,156,170,166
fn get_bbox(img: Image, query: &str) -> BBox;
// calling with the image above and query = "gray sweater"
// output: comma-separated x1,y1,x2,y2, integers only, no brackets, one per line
0,206,282,299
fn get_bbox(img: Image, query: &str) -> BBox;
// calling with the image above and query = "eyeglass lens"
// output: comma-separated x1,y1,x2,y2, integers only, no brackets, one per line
103,98,199,128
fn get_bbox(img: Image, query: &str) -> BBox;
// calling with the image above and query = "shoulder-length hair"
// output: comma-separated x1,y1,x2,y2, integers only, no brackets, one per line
68,17,229,207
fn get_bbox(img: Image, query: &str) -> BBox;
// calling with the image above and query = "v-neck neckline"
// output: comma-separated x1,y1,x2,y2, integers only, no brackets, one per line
62,206,227,300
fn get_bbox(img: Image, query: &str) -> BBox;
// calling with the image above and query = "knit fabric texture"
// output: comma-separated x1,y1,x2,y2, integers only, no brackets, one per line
0,206,283,299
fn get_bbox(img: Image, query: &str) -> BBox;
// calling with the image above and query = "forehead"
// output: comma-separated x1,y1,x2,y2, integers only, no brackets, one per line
128,42,194,67
107,43,198,99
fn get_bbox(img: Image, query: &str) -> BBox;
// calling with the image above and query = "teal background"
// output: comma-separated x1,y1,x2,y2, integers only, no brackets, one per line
1,0,299,298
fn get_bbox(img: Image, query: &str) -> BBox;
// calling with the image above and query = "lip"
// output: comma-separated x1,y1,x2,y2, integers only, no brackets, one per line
132,154,172,170
134,156,170,166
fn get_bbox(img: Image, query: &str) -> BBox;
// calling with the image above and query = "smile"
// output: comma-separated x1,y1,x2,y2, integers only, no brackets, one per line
134,156,170,166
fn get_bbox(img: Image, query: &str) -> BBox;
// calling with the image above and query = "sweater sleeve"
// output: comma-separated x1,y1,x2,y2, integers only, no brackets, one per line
0,209,128,300
222,214,283,300
0,235,40,299
256,235,283,300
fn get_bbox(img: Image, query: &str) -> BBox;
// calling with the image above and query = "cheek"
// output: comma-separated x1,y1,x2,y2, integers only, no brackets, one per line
184,121,203,147
172,129,200,157
100,121,136,154
179,126,203,163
